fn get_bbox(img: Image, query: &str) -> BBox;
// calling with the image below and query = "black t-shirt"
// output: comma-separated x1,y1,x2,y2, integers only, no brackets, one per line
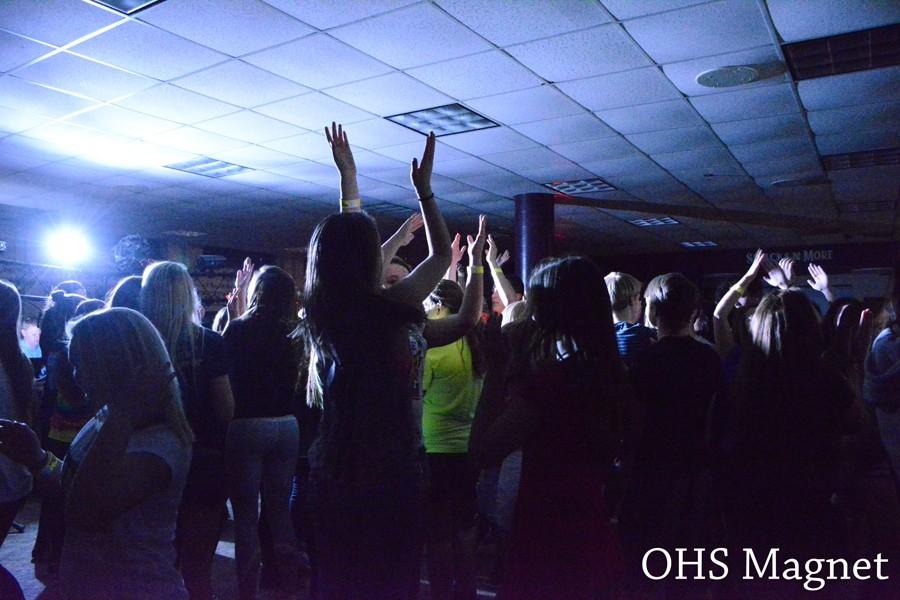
224,313,300,420
176,326,229,449
629,335,725,474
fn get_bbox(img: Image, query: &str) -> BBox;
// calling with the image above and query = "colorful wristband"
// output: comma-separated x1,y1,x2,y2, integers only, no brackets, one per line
341,198,361,210
732,284,746,297
468,266,484,275
35,451,61,479
492,267,504,274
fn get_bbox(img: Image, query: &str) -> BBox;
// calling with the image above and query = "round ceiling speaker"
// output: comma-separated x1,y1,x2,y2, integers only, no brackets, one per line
696,66,761,88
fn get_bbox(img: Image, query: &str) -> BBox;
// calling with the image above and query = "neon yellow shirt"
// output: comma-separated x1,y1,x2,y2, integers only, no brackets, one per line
422,338,483,454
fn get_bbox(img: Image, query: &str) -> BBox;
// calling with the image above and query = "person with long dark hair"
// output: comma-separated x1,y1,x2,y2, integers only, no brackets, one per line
471,256,632,600
304,125,452,600
0,280,35,548
223,265,301,600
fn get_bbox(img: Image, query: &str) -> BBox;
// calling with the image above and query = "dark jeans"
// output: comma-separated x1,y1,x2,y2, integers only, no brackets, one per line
32,438,69,563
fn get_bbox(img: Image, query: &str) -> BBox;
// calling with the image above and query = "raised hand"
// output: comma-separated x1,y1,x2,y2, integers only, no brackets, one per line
450,233,467,265
496,249,510,268
807,263,829,292
410,132,435,199
324,122,356,175
234,257,254,290
397,213,424,248
0,419,44,469
778,258,795,284
485,235,500,266
763,256,789,289
467,215,488,266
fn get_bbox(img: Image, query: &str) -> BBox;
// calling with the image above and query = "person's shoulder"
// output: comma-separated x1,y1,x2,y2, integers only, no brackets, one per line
129,425,190,468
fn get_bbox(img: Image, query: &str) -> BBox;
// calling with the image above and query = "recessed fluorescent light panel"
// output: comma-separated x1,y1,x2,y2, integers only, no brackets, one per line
783,23,900,80
544,178,616,194
681,240,718,248
823,147,900,170
91,0,167,15
165,157,253,178
629,216,680,227
161,230,206,238
387,104,498,136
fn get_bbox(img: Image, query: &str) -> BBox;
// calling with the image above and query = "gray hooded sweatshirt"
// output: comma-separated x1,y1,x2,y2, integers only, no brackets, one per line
864,327,900,476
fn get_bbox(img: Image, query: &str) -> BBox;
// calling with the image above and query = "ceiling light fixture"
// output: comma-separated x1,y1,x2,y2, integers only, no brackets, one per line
770,175,831,188
91,0,166,15
680,240,718,248
387,103,498,137
165,157,254,178
629,216,680,227
161,230,206,238
823,147,900,170
544,177,616,195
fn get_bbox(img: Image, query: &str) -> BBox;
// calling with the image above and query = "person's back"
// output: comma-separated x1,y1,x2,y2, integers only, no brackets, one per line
865,325,900,477
605,272,655,365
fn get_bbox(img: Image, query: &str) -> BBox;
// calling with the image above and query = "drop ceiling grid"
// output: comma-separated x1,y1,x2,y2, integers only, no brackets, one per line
0,0,897,251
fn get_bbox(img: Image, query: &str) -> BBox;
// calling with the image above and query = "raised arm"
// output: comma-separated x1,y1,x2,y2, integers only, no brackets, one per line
486,235,516,309
713,249,766,358
325,122,360,213
381,213,423,269
444,233,466,284
424,215,487,348
383,132,452,306
807,263,835,303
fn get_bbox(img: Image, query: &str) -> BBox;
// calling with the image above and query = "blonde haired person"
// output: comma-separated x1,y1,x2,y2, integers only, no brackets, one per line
140,260,234,600
604,272,655,365
5,308,194,599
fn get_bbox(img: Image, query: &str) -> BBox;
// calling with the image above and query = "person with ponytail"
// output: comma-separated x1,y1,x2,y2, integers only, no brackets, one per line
0,280,35,548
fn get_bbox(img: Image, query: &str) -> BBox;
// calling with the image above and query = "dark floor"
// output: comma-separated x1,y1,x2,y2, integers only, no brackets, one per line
1,499,498,600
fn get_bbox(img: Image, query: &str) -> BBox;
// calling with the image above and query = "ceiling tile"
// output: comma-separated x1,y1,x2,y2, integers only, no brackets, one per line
690,83,800,122
601,0,710,20
343,148,407,172
557,67,682,111
465,86,583,125
711,112,808,145
69,21,228,81
0,0,122,47
507,25,650,82
815,127,900,155
374,139,470,163
434,157,511,179
663,46,787,97
807,102,900,135
146,126,249,155
267,158,337,184
67,105,180,138
623,0,771,63
260,131,334,161
439,127,538,154
481,146,578,175
262,0,416,29
550,136,641,163
0,31,53,73
435,0,611,47
337,118,423,149
597,99,704,134
513,113,617,145
172,60,310,108
15,52,155,101
407,51,541,100
139,0,313,57
741,154,821,177
729,136,818,164
325,72,452,116
254,92,372,130
330,3,491,69
244,34,392,90
797,66,900,111
581,155,661,178
767,0,900,43
195,110,305,143
0,76,99,118
464,173,547,197
652,145,737,170
0,105,50,135
209,145,306,171
115,84,240,124
626,125,720,154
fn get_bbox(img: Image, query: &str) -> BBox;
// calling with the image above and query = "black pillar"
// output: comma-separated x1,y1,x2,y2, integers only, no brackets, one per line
514,193,555,284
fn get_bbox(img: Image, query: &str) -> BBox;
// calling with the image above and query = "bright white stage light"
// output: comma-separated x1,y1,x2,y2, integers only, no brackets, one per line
45,228,92,266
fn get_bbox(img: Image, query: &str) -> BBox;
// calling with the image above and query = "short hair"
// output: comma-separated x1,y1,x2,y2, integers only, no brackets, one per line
604,271,642,312
645,273,699,329
390,256,412,273
507,274,525,297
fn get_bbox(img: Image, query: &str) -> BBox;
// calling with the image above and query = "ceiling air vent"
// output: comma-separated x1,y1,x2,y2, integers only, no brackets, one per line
92,0,166,15
387,104,498,137
628,216,680,227
165,157,253,178
783,23,900,81
544,177,616,194
823,147,900,170
681,240,718,248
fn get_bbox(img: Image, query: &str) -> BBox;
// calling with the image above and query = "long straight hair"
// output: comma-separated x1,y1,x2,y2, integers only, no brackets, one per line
139,261,201,384
509,256,621,379
0,280,33,423
246,265,298,329
304,212,422,408
68,308,193,446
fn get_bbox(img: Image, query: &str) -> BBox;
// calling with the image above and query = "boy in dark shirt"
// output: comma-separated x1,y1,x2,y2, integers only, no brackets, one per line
604,271,656,366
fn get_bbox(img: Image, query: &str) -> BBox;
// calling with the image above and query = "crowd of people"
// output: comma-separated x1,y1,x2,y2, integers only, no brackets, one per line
0,121,898,600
